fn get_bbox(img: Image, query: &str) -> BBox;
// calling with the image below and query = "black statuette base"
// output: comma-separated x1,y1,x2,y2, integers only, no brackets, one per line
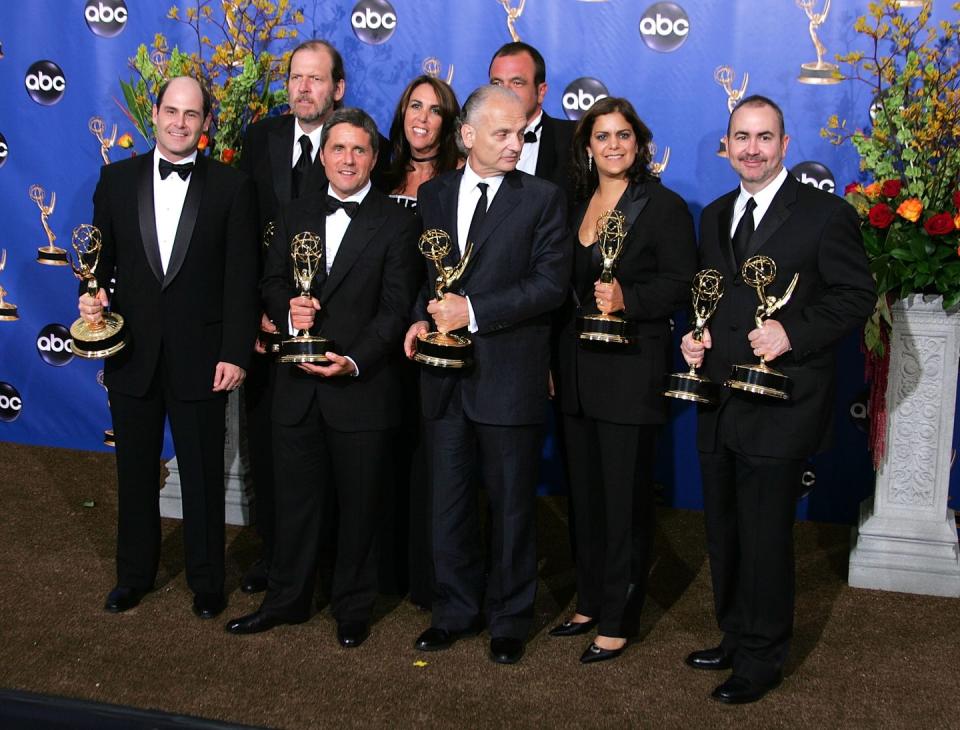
726,362,792,400
663,371,722,405
278,334,334,364
414,331,472,369
577,313,635,345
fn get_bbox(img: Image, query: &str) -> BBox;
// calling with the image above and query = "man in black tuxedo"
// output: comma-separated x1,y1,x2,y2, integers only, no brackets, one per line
237,39,346,595
225,108,421,647
404,85,569,664
488,41,574,197
680,95,874,703
78,76,259,619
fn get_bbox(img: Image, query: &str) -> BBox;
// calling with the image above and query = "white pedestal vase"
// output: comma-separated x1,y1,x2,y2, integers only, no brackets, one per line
159,388,254,526
849,294,960,597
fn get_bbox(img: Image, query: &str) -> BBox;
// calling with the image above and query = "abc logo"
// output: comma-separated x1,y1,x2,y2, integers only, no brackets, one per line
848,389,869,433
0,132,8,169
562,77,609,121
85,0,128,38
791,161,836,195
351,0,397,45
25,60,67,106
0,382,22,422
37,323,75,367
639,2,690,53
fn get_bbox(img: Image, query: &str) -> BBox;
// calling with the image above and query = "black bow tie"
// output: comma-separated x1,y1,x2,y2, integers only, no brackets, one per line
326,195,360,218
158,158,195,181
523,120,543,144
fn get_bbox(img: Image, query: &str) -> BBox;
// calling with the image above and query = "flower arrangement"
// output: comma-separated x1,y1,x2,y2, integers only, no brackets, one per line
116,0,304,165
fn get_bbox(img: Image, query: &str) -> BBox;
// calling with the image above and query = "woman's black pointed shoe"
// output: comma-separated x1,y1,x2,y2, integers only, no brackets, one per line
548,618,598,637
579,641,625,664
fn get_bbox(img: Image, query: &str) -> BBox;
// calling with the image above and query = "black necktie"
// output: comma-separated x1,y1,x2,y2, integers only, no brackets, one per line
325,195,360,218
291,135,312,199
732,197,757,268
456,181,488,265
523,120,543,144
158,158,194,181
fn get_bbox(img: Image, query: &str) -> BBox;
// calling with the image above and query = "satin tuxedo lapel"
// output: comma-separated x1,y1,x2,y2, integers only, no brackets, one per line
618,182,650,229
136,154,163,284
163,155,206,289
535,117,558,179
717,190,739,278
437,171,462,265
466,172,522,264
268,120,294,204
745,173,799,260
321,196,382,304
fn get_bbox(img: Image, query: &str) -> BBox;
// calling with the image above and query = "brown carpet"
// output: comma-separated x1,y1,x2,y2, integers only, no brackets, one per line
0,441,956,729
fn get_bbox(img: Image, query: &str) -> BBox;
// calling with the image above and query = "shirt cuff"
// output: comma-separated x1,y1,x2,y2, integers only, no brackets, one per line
344,356,359,377
287,312,297,336
466,295,478,334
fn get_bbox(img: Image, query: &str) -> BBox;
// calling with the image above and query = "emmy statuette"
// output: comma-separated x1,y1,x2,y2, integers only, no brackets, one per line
30,184,68,266
796,0,842,85
278,231,335,364
414,228,474,368
257,221,283,355
68,224,128,358
89,116,118,165
726,256,799,400
664,269,725,404
0,249,19,321
577,210,635,344
714,66,748,158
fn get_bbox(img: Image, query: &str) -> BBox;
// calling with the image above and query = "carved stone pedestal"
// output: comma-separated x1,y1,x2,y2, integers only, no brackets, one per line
159,389,254,526
849,295,960,597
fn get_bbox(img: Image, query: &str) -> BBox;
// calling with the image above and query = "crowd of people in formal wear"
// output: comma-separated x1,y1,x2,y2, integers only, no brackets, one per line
77,38,874,705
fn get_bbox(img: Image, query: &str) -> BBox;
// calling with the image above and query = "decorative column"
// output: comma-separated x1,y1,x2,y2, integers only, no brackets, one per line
849,294,960,597
159,389,254,526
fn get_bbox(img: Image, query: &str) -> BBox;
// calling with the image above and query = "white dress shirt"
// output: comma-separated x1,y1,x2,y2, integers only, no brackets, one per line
153,148,197,274
457,162,505,333
291,119,323,167
516,110,543,176
730,166,789,237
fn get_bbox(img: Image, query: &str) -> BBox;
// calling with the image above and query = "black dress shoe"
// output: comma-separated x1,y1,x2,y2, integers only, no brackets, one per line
489,637,524,664
225,610,289,635
685,646,734,670
192,592,227,620
711,673,782,704
104,586,147,613
414,623,482,652
337,621,370,648
240,560,269,594
548,618,598,637
580,641,626,664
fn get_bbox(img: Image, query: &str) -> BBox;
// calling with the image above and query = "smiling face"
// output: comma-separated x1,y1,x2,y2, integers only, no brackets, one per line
587,112,638,181
725,103,789,194
403,82,443,157
461,94,526,177
287,46,345,132
489,51,546,123
319,123,377,199
151,77,210,161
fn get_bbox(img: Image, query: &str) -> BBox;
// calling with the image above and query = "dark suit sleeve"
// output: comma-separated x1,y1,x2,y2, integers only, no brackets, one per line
88,166,117,298
346,211,422,373
219,176,260,369
777,201,876,358
468,185,570,333
622,192,697,320
260,206,298,330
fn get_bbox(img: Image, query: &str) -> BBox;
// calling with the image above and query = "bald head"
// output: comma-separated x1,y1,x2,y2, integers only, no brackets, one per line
459,85,526,178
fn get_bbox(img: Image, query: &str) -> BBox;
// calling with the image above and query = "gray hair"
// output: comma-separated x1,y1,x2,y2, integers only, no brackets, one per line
319,107,379,157
456,85,522,155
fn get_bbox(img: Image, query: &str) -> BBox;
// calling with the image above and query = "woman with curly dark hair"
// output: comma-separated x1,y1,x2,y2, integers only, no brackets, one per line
549,96,697,663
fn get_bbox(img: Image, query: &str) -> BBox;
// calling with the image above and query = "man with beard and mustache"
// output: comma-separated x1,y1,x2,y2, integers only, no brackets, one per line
238,40,390,596
679,95,874,704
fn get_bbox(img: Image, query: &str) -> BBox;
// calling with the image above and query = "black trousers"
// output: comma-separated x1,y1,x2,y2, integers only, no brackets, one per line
699,424,803,683
110,355,227,595
243,353,275,566
263,394,388,624
426,386,542,640
564,414,656,638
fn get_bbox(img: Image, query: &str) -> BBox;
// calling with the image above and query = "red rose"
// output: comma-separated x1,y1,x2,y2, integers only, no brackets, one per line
868,203,895,229
221,148,235,164
880,179,902,197
953,190,960,210
923,212,956,236
844,182,863,195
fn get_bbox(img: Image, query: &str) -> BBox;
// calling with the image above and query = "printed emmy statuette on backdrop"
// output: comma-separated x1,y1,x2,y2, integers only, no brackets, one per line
68,224,128,358
257,220,283,356
278,231,335,364
0,249,19,321
498,0,526,42
89,116,117,165
422,56,454,84
97,370,115,448
649,143,671,176
796,0,841,84
714,66,748,158
664,269,725,404
30,184,68,266
577,210,635,344
414,228,475,368
726,255,799,400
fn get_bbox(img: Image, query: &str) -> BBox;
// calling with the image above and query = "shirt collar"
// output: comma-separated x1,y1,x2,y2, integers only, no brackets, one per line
294,119,324,158
462,160,505,195
524,110,544,137
737,166,788,211
155,147,198,170
327,180,371,205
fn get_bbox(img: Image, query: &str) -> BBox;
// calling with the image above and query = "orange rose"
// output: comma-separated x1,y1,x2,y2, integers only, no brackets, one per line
954,212,960,231
117,133,134,149
221,148,235,164
863,182,881,198
198,133,209,151
897,198,923,222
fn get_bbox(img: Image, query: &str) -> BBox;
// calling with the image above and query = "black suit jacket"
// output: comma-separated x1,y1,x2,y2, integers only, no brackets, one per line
92,152,259,401
558,180,697,424
261,187,422,431
535,112,575,198
697,173,875,458
415,168,570,426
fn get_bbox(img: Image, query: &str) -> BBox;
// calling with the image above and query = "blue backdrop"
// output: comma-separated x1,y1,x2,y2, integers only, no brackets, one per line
1,0,957,523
